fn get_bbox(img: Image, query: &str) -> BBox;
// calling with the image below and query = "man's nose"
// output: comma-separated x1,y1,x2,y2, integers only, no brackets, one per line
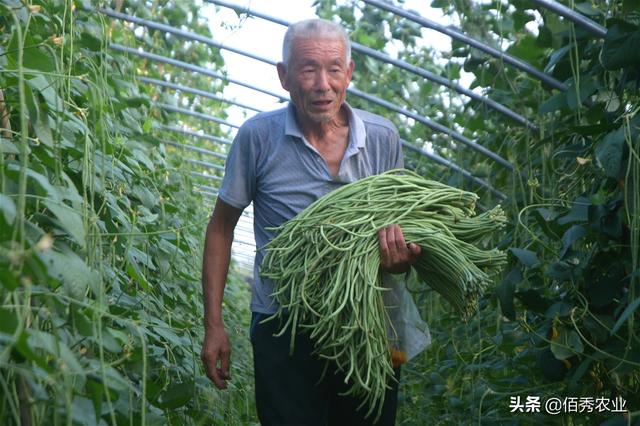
314,69,331,91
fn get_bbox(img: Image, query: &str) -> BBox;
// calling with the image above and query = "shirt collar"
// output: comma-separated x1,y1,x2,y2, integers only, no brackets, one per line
284,102,367,150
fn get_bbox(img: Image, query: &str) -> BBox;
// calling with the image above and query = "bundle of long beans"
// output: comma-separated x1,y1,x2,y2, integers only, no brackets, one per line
260,169,507,418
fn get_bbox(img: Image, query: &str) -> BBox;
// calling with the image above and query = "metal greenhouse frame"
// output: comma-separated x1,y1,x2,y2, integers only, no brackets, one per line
110,40,515,171
97,0,605,266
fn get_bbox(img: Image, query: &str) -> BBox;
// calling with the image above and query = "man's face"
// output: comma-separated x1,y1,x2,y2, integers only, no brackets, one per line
278,36,354,124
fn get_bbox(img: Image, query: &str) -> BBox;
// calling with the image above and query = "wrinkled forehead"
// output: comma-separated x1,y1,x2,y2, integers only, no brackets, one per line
289,35,348,62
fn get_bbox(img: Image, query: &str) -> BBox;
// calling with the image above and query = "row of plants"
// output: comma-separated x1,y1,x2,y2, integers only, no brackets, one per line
1,1,255,424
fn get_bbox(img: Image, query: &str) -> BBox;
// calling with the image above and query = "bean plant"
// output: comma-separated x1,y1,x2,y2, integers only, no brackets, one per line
1,1,255,425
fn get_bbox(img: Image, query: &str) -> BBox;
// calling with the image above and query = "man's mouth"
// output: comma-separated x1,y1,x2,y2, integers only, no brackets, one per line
312,100,333,106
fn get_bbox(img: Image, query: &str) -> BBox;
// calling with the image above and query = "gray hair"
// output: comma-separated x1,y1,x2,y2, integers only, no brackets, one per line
282,19,351,67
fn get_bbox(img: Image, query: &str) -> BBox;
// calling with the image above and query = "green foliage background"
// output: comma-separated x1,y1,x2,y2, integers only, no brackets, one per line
1,0,253,424
1,0,639,425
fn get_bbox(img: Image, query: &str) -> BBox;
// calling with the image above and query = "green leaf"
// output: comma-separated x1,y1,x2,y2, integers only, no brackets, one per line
14,332,51,372
142,118,153,133
33,111,54,147
27,330,85,375
38,249,98,298
574,2,603,15
27,74,64,112
0,194,17,225
132,185,157,209
44,199,86,248
611,296,640,335
623,0,640,13
507,35,542,63
153,327,185,346
0,137,20,154
587,266,625,307
86,362,130,392
71,307,93,337
545,302,573,319
129,247,156,270
7,164,60,201
539,92,566,114
557,196,590,225
99,327,123,353
22,45,55,73
573,123,618,137
71,396,95,425
85,379,103,425
132,148,155,171
560,225,587,258
536,207,559,221
24,84,39,125
0,268,20,291
155,382,194,409
601,21,640,70
565,78,600,110
58,171,84,204
543,44,571,74
595,126,626,178
79,32,102,51
550,328,584,360
126,260,151,291
0,307,18,334
545,261,574,281
509,248,540,267
515,289,549,313
569,358,593,384
536,25,553,48
62,114,89,139
594,90,621,113
537,348,568,381
124,97,150,108
584,316,613,344
496,268,522,320
137,208,158,225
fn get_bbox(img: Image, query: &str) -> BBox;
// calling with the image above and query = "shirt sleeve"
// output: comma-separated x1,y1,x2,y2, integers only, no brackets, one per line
390,126,404,170
218,122,257,210
387,125,404,170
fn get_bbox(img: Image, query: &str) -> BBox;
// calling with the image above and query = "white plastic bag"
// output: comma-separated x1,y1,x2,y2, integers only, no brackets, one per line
382,272,431,361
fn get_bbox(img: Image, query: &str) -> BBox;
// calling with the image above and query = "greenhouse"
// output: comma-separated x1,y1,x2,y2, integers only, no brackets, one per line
0,0,638,425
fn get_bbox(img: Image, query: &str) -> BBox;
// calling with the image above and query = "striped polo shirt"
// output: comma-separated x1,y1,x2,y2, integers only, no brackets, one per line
219,102,403,314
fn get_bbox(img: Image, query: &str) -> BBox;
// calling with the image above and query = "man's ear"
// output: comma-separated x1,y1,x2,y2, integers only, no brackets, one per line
276,62,289,92
346,59,355,82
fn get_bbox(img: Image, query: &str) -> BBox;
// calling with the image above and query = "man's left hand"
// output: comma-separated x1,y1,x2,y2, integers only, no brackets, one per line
378,224,422,274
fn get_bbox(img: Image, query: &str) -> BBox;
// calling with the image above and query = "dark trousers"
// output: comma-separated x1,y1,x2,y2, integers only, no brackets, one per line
250,312,400,426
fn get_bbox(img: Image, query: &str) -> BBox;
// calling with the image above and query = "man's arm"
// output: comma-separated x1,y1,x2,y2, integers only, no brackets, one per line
201,198,244,390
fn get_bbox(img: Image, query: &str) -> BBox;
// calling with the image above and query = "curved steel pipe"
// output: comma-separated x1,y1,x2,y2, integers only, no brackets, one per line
531,0,607,37
139,76,262,112
362,0,567,91
204,0,536,130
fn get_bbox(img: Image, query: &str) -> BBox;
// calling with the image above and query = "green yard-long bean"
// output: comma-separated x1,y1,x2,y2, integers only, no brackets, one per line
260,169,507,419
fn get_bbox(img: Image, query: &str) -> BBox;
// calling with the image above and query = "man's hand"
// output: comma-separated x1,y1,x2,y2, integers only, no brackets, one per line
201,325,231,389
378,224,422,274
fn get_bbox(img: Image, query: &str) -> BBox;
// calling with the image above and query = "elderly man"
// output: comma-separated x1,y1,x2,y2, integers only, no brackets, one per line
201,18,421,425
